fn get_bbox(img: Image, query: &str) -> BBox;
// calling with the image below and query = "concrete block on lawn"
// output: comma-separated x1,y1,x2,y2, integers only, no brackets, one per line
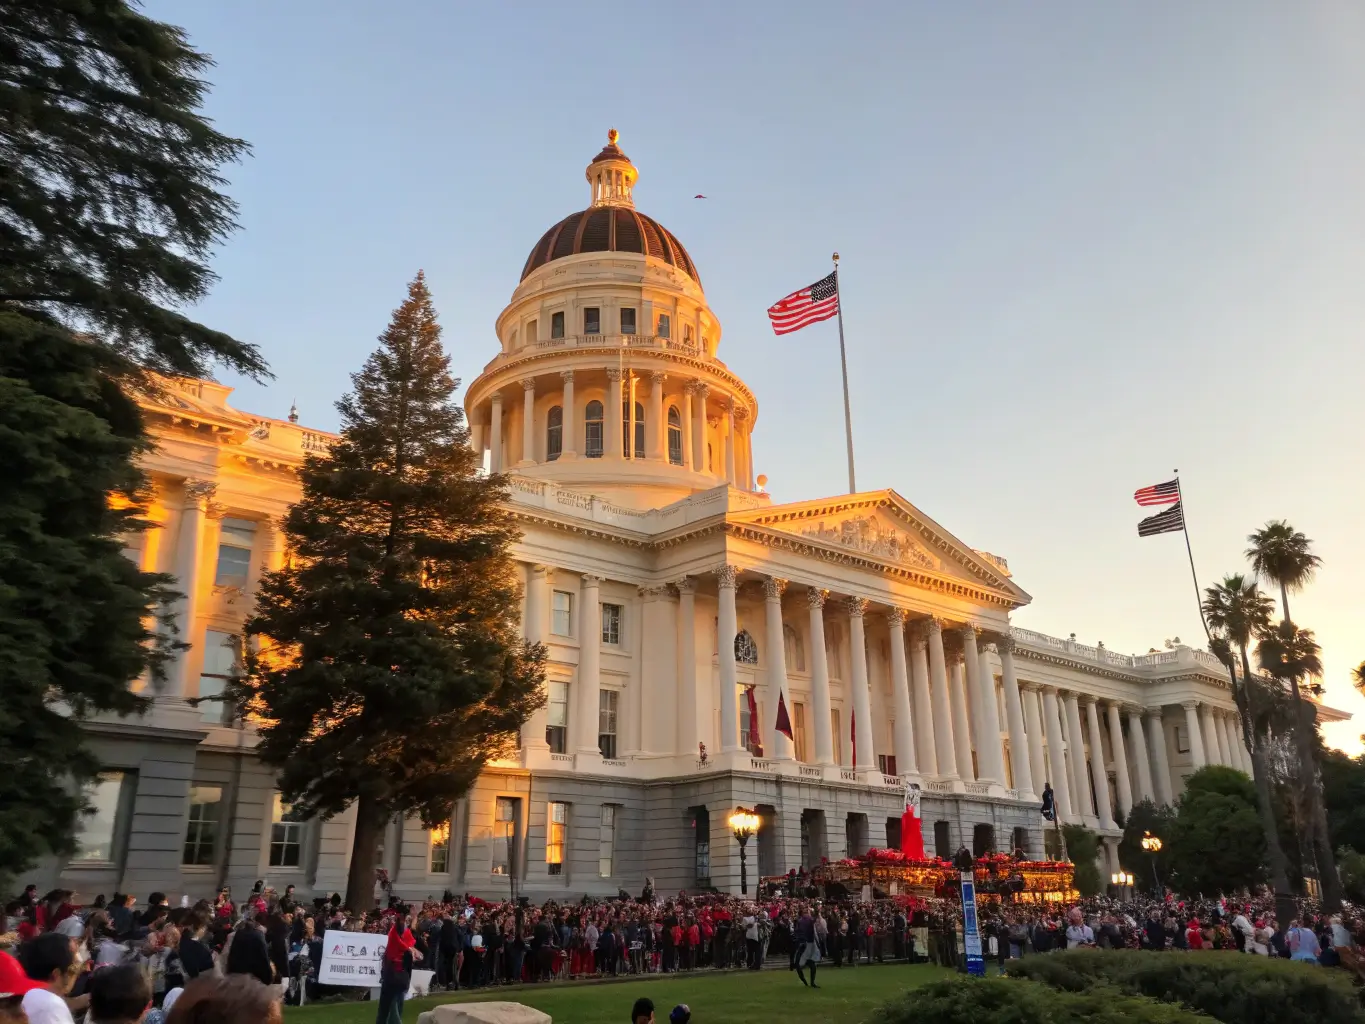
416,1002,552,1024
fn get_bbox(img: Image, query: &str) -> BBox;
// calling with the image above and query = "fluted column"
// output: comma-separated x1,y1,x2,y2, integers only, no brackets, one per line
1183,701,1207,769
1063,694,1095,824
847,598,875,771
1041,687,1073,822
962,627,1004,784
1227,712,1249,772
996,638,1034,800
605,368,623,462
680,382,695,471
1021,683,1047,802
886,610,919,775
947,654,975,780
1105,702,1133,820
906,620,935,775
1200,703,1223,765
724,398,737,484
690,383,707,473
1083,698,1116,829
717,566,741,752
1148,709,1175,805
574,575,602,756
1216,710,1235,768
166,479,216,696
1127,707,1155,803
808,589,834,766
647,371,666,460
925,618,957,780
489,391,504,473
521,565,551,752
519,379,536,465
559,370,577,459
676,577,698,757
764,578,794,761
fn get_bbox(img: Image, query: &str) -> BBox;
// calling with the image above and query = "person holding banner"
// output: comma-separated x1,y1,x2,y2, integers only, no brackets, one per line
375,908,421,1024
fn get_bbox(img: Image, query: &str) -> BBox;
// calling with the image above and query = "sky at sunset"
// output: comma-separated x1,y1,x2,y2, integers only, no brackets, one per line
144,1,1365,750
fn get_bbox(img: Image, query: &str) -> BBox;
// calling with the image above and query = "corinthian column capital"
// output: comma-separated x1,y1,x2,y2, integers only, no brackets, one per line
763,576,787,601
715,565,738,590
845,596,867,618
884,607,905,629
806,587,827,610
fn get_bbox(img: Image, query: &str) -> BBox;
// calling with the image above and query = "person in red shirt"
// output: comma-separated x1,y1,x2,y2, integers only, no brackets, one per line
376,908,421,1024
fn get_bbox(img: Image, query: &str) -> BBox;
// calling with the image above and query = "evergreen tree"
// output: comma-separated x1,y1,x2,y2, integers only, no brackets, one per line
1169,766,1267,897
1,0,260,881
234,274,545,907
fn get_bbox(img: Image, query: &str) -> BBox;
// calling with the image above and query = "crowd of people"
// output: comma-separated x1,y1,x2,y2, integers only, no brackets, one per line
2,876,1361,1024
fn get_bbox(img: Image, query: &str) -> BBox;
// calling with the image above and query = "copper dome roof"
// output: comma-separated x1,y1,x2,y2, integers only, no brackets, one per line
520,207,701,285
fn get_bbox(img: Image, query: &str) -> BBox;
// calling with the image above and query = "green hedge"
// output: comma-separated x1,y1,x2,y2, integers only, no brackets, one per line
873,977,1205,1024
1005,949,1362,1024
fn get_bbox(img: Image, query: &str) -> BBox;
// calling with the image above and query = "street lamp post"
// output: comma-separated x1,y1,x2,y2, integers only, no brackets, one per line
1140,832,1163,897
729,808,760,896
1110,870,1134,901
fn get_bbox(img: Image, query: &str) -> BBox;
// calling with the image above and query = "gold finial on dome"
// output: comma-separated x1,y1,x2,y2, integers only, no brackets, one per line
607,128,619,146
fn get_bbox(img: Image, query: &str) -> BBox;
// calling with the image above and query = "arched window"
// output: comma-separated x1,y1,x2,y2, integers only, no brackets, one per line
546,406,563,461
667,406,683,465
734,629,759,665
783,624,806,672
621,401,644,458
584,400,604,458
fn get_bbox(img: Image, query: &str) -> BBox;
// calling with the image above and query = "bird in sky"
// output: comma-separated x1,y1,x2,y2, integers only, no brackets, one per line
693,194,707,199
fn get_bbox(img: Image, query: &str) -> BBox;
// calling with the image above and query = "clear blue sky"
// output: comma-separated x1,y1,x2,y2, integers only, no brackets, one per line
146,1,1365,749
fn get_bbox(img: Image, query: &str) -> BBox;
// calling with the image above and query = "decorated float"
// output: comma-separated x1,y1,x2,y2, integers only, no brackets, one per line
784,848,1077,904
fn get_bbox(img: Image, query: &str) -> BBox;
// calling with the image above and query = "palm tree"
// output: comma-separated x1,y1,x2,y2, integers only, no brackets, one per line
1246,520,1322,626
1353,662,1365,697
1257,621,1339,907
1202,576,1289,894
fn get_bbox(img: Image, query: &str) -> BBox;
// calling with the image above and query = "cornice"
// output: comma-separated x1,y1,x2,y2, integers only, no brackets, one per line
1011,643,1233,690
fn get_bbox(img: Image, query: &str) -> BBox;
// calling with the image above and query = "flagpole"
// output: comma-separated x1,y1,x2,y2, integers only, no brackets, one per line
1174,471,1211,642
832,252,857,494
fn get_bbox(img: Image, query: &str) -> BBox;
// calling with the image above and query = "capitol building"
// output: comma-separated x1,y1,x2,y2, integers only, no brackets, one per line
37,133,1345,904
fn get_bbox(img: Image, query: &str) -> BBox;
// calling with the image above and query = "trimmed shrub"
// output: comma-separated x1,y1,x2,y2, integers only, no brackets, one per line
873,977,1205,1024
1006,949,1362,1024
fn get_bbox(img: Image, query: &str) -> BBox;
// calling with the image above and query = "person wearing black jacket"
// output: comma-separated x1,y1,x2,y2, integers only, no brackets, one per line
178,914,216,980
265,914,291,992
226,921,274,987
1144,913,1166,951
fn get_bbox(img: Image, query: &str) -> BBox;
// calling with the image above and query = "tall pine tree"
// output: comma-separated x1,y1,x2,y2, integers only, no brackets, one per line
1,0,261,882
234,274,545,906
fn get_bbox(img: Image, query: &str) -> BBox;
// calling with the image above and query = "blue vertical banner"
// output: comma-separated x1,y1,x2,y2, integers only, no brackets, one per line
959,870,985,976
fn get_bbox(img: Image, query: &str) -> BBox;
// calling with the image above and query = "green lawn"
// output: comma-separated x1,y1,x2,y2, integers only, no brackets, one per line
286,962,949,1024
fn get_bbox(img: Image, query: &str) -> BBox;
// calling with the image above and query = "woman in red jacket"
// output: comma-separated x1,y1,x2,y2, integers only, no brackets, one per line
376,908,421,1024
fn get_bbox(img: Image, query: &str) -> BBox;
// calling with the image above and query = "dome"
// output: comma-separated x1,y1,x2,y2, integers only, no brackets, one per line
520,207,701,285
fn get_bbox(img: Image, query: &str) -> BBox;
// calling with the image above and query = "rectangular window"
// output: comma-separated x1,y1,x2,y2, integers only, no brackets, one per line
620,308,636,335
683,324,693,344
598,804,616,877
74,772,128,862
492,797,518,876
526,319,537,344
584,307,600,335
182,786,223,866
551,590,573,636
793,702,809,763
656,313,670,338
547,802,568,875
551,311,565,339
429,822,450,875
214,518,256,587
546,681,569,753
1175,724,1189,754
598,689,618,759
831,709,843,765
601,603,622,645
268,793,304,868
197,629,237,725
878,754,898,776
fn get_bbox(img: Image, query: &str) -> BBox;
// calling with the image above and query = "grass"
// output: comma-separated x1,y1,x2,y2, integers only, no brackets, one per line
285,962,950,1024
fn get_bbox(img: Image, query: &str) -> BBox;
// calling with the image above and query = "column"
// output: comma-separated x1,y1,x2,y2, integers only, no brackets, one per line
690,384,707,473
488,391,504,473
1217,711,1235,768
647,371,666,460
521,565,551,752
1183,701,1207,768
639,587,677,755
925,618,958,780
724,399,737,484
738,411,753,489
1147,708,1175,805
559,370,577,458
947,654,975,780
807,588,834,766
962,627,1004,784
165,479,215,696
906,619,935,775
1082,698,1116,829
680,383,695,471
885,610,920,775
1200,703,1223,765
605,368,623,462
1105,702,1134,820
1041,687,1073,822
470,420,485,464
1064,694,1095,824
676,578,699,758
626,375,638,458
996,638,1034,801
1021,682,1047,803
1127,707,1155,803
847,598,875,772
717,566,741,752
763,578,794,761
519,378,536,465
1227,712,1248,772
574,576,602,756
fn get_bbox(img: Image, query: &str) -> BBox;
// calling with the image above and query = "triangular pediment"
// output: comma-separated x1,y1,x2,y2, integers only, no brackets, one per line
727,489,1032,608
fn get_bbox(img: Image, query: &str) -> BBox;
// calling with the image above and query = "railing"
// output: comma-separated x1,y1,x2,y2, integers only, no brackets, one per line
798,765,823,779
881,774,902,788
965,782,991,796
839,769,857,782
749,758,776,772
601,758,628,768
925,780,954,793
695,758,715,771
549,753,573,763
532,333,701,357
301,431,331,453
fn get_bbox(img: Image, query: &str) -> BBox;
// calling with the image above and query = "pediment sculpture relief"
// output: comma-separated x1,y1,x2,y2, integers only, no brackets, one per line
797,515,938,570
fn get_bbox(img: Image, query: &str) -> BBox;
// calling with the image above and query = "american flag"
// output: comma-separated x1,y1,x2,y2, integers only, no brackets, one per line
767,272,839,335
1138,501,1184,537
1133,479,1179,506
